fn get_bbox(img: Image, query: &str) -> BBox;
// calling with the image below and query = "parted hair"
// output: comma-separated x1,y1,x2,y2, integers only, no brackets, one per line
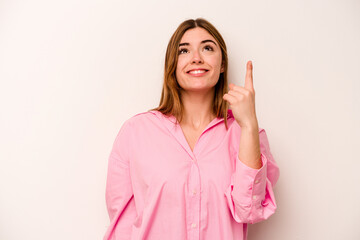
149,18,230,130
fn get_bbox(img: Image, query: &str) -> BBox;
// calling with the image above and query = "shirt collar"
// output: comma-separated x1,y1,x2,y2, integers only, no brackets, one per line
150,109,233,127
148,109,233,159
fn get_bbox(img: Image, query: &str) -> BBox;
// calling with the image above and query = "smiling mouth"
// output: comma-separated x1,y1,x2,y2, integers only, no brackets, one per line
187,69,208,74
186,69,209,77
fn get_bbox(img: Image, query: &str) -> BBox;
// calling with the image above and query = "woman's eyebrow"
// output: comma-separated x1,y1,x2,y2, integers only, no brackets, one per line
179,39,217,47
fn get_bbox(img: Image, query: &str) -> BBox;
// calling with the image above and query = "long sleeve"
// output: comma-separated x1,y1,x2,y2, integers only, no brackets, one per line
225,128,280,224
103,120,137,240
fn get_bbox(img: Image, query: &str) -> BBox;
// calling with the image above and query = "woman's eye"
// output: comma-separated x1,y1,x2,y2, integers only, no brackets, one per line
179,48,188,54
204,45,213,51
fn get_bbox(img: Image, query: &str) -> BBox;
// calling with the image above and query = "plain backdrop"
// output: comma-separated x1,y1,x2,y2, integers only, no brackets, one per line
1,0,359,239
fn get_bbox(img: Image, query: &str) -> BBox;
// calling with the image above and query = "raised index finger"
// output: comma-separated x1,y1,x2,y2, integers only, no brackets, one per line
244,60,254,90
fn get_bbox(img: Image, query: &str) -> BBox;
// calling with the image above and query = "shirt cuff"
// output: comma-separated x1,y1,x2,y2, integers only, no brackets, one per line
232,152,268,206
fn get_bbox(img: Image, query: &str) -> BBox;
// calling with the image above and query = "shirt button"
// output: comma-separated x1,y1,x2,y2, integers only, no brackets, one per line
191,223,197,228
255,179,259,184
192,189,197,195
253,195,257,200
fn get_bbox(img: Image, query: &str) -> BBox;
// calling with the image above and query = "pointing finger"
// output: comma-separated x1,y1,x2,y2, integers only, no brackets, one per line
244,61,254,90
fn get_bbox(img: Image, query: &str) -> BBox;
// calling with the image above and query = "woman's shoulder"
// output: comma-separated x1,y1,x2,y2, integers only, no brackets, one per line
122,110,163,127
130,110,158,120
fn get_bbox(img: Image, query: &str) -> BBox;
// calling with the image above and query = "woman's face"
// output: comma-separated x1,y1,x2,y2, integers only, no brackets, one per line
175,27,224,93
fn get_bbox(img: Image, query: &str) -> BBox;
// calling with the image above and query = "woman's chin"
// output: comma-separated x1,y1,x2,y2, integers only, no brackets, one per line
181,85,216,93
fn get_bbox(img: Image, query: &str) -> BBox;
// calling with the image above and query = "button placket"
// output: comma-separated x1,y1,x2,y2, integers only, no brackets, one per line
188,156,200,238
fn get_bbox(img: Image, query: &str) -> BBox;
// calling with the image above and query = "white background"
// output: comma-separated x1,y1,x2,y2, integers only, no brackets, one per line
1,0,359,239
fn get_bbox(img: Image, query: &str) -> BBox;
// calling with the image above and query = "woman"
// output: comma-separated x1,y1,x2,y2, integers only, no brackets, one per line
104,18,280,240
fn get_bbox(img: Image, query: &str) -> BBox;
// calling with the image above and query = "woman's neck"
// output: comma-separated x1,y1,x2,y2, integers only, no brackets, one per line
180,88,216,129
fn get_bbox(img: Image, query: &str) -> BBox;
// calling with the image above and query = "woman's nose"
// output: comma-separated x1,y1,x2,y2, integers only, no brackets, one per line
191,50,203,64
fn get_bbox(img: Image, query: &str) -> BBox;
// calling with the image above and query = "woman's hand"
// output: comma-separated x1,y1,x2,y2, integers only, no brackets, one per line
223,60,259,130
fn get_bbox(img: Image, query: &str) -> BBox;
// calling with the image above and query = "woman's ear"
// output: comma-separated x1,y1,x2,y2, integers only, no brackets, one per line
220,62,224,73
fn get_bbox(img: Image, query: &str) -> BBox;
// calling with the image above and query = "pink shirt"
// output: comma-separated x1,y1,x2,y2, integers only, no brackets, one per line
104,109,280,240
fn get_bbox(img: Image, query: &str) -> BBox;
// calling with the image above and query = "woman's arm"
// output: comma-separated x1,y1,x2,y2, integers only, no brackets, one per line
104,120,137,240
237,125,262,169
225,128,280,224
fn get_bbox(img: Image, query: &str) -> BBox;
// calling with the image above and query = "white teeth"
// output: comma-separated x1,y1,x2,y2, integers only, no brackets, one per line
189,70,206,74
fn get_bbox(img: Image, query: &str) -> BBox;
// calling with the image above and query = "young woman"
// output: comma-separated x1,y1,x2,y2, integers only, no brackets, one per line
104,18,280,240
